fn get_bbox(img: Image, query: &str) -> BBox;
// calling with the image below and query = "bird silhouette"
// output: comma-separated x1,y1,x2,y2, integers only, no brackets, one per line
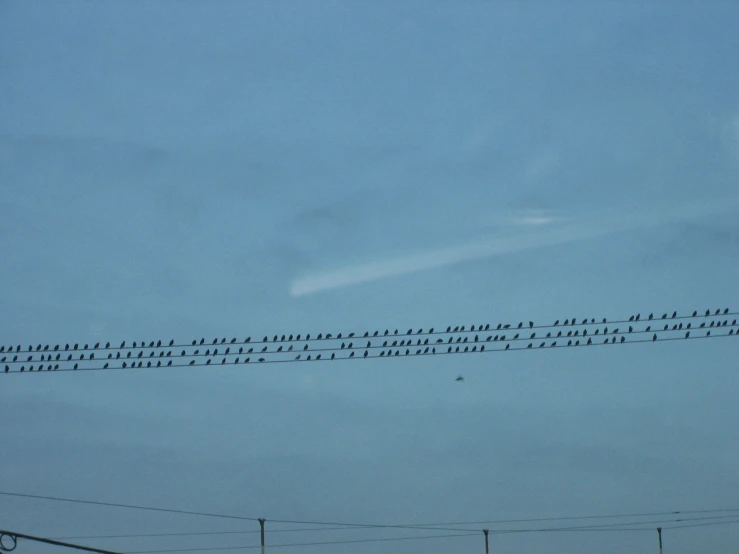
455,376,464,382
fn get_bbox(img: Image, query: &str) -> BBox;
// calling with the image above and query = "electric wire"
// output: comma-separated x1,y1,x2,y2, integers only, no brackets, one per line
2,322,736,375
2,308,735,375
122,532,482,553
6,491,739,536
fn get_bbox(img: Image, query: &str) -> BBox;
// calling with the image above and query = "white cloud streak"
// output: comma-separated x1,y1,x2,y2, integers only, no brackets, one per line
290,198,739,297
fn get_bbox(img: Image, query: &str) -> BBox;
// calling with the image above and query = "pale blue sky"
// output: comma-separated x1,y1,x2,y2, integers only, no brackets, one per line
1,1,738,553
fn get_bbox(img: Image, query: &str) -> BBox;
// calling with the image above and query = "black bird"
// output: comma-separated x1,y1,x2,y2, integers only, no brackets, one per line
587,338,592,345
648,313,653,320
331,353,335,360
685,331,690,339
364,350,368,358
259,358,265,362
505,344,510,350
621,336,625,343
672,311,677,318
629,315,635,322
456,376,464,382
724,308,729,315
518,322,523,329
705,309,710,317
662,314,667,319
564,319,569,325
653,334,657,342
714,309,720,316
554,320,560,326
692,311,698,317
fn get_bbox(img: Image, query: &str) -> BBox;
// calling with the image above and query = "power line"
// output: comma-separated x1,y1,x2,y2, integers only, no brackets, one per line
5,491,739,535
115,519,739,553
0,530,123,554
52,514,739,541
2,308,732,356
0,492,259,523
64,518,739,554
122,532,481,553
2,308,735,374
2,321,736,375
663,517,739,530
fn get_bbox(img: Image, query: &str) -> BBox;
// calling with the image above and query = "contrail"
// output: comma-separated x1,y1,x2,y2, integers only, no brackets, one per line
289,198,739,297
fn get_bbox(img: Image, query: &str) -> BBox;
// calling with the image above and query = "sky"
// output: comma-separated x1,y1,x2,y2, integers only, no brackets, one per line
1,1,738,553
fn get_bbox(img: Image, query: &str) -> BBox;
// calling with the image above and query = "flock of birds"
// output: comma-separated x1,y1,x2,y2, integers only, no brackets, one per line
1,308,736,375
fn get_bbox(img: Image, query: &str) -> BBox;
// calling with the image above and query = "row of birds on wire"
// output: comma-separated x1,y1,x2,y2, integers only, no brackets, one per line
2,308,736,374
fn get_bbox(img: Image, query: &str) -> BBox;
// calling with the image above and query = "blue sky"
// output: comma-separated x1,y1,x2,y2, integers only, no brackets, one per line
1,1,738,553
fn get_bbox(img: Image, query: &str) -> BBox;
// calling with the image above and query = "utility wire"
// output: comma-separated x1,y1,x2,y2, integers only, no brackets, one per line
3,309,733,356
118,519,739,553
122,532,480,553
2,326,736,375
0,492,258,523
52,514,739,541
95,518,739,554
0,308,739,362
0,530,122,554
5,491,739,535
663,518,739,530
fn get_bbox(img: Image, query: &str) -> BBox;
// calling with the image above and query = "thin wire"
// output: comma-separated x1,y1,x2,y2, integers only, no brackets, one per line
486,514,739,534
663,518,739,530
114,518,739,554
2,310,735,355
53,514,736,541
4,329,736,374
0,492,259,522
0,529,122,554
392,507,739,528
6,491,739,535
123,532,480,553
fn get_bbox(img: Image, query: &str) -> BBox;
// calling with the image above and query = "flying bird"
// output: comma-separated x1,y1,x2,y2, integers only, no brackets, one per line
455,376,464,382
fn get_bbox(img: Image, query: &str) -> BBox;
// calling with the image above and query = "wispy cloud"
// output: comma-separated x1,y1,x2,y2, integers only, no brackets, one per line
290,198,739,297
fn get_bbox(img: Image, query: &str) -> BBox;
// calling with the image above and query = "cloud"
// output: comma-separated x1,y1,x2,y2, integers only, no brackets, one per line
290,198,739,297
290,221,604,297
